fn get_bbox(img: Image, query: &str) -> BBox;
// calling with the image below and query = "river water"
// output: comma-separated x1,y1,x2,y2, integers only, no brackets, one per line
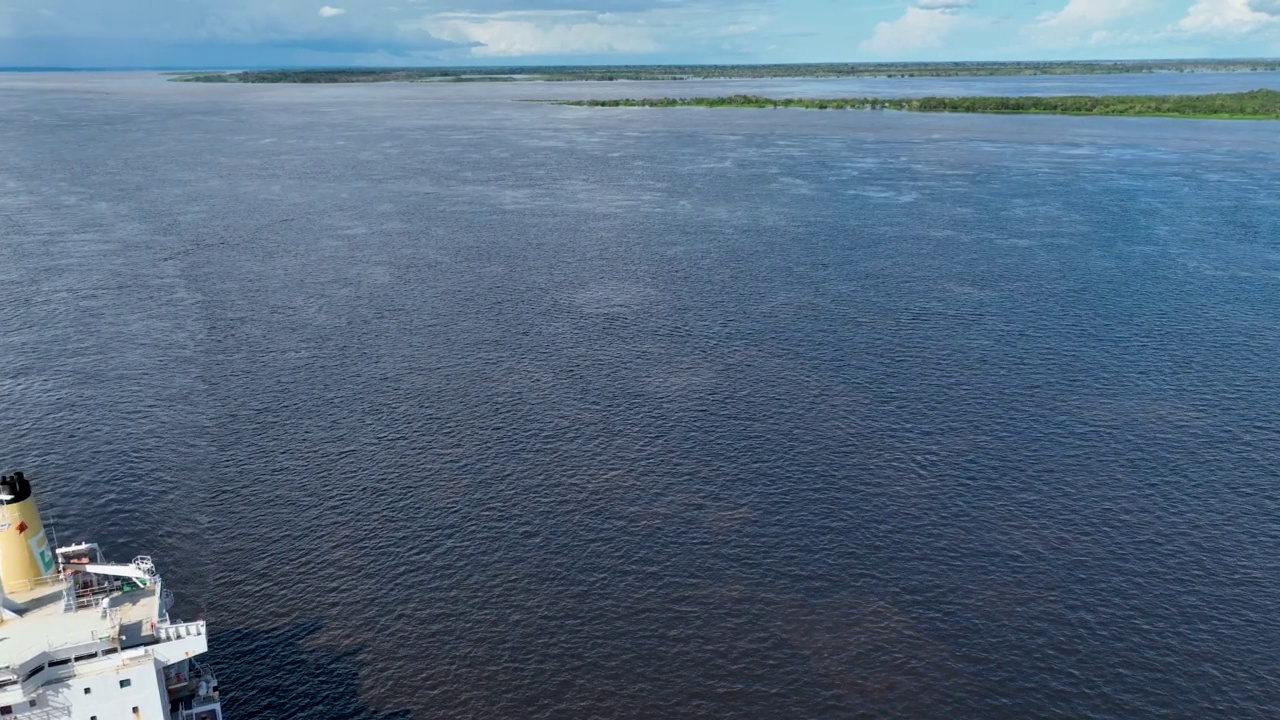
2,72,1279,719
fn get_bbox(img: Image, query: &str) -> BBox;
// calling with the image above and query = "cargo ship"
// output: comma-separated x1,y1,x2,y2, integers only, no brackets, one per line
0,470,223,720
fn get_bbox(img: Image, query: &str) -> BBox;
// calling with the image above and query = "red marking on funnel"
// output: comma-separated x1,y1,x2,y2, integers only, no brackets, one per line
15,521,27,534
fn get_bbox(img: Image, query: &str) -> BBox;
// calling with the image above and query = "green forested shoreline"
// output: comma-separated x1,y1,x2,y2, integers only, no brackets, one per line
557,90,1280,119
171,60,1280,83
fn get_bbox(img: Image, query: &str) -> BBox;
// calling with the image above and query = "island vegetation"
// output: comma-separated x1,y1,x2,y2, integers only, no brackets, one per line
170,60,1280,83
555,90,1280,119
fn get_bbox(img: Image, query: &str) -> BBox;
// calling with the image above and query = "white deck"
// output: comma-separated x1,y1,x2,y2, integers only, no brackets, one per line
0,576,161,670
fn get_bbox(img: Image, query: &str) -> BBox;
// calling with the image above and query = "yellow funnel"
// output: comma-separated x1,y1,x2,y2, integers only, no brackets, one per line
0,472,57,592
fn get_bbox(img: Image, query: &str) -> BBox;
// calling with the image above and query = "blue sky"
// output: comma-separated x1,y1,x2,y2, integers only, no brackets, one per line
1,0,1278,68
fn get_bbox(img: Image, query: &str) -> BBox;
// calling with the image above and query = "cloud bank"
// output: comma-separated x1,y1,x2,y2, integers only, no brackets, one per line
0,0,773,65
0,0,1277,67
860,0,973,58
1178,0,1280,34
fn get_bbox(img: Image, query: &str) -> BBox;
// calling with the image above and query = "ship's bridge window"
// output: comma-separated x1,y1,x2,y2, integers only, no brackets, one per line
48,657,72,667
120,678,132,688
22,664,43,681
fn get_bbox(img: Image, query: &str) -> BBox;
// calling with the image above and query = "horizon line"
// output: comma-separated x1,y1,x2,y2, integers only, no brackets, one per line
4,57,1280,73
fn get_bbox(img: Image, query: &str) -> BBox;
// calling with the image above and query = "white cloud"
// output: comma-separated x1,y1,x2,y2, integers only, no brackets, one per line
1021,0,1160,47
1022,0,1279,48
1177,0,1279,34
421,11,661,56
916,0,973,9
413,6,764,58
860,7,963,56
318,5,345,18
1035,0,1150,30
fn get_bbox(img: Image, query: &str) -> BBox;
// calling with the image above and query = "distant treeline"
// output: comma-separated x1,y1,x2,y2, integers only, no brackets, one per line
558,90,1280,119
171,60,1280,83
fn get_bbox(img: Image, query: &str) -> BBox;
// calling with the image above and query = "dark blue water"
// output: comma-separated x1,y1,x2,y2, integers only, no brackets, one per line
2,73,1279,719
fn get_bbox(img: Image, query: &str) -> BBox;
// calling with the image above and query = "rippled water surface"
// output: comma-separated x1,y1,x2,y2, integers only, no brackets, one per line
2,73,1279,719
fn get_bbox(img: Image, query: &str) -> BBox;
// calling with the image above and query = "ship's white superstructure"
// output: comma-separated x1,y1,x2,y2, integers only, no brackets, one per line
0,471,222,720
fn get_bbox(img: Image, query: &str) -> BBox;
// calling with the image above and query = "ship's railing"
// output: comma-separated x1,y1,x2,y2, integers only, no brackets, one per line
174,703,222,720
0,619,201,682
0,636,122,699
188,657,219,695
173,664,222,720
3,572,66,594
62,565,161,612
0,632,119,675
155,620,205,642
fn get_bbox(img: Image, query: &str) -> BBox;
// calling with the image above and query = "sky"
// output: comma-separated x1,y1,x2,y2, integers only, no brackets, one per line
0,0,1278,68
